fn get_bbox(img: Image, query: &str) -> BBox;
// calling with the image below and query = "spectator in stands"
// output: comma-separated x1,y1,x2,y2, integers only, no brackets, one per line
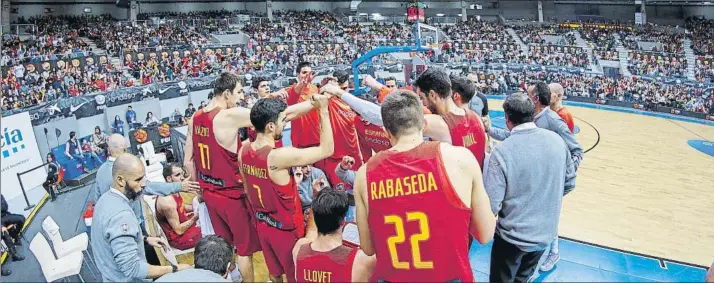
155,235,234,282
126,105,137,130
65,131,88,172
93,126,109,154
112,115,125,135
156,163,201,250
145,111,160,127
198,101,206,110
1,194,26,265
42,153,60,201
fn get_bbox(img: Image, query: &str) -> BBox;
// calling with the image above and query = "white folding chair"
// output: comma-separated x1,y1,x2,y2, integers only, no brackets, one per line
143,195,194,266
42,216,98,277
140,141,166,165
29,233,85,282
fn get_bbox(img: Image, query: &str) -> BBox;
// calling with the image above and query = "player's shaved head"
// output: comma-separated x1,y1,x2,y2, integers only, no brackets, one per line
549,83,564,96
549,83,565,107
107,134,127,157
381,90,424,137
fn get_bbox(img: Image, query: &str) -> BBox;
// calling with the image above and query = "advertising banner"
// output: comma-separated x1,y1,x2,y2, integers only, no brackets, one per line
3,76,216,126
1,112,46,200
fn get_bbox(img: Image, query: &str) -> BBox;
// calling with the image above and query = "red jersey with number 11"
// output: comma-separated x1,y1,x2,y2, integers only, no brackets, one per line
365,141,472,282
191,108,244,199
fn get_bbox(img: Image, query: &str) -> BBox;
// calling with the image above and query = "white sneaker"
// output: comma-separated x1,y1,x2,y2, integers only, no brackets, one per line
539,252,560,272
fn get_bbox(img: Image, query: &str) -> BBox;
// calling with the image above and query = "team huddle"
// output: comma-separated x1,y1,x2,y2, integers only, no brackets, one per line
184,62,578,282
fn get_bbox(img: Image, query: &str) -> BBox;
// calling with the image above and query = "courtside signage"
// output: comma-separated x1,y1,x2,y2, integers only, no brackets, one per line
1,112,46,200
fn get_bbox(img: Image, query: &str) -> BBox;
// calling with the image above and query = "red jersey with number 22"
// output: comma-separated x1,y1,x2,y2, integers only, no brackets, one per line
366,141,472,282
191,108,243,199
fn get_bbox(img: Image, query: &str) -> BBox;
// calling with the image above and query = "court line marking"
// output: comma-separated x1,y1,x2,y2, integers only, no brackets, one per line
574,117,601,154
560,236,709,270
666,119,712,142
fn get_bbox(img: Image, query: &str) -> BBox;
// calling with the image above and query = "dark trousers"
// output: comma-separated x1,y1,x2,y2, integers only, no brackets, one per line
489,233,545,283
43,176,58,198
1,213,25,241
1,230,19,257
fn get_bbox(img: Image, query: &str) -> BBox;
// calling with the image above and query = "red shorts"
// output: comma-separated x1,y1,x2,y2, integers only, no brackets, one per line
256,222,299,282
202,191,261,256
167,225,202,250
313,157,363,192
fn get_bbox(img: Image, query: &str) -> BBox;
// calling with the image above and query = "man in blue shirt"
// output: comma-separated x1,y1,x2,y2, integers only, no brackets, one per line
91,154,191,282
126,105,137,131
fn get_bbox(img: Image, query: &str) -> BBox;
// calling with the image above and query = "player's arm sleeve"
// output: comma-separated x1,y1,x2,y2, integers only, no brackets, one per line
488,126,510,141
553,118,583,171
563,144,577,195
144,181,181,196
480,93,489,116
107,211,150,279
340,92,384,127
335,166,356,186
484,151,506,215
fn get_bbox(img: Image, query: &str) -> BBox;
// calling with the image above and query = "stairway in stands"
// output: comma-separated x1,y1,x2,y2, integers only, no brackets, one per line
81,36,125,75
80,37,103,55
615,36,632,77
683,38,696,81
573,30,602,73
506,28,529,54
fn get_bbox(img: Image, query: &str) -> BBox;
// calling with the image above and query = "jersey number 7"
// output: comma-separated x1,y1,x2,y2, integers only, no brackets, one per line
198,143,210,169
384,211,433,270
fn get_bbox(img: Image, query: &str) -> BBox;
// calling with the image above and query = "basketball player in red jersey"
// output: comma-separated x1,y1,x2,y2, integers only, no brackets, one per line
289,67,361,191
238,95,334,283
330,69,488,168
549,83,575,133
287,62,320,148
293,189,375,282
184,72,317,282
352,90,496,282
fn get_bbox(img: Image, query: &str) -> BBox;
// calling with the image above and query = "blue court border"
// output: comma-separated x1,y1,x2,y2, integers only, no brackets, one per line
486,95,714,126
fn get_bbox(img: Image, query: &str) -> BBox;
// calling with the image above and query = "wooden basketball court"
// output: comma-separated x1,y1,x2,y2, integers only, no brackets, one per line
489,99,714,267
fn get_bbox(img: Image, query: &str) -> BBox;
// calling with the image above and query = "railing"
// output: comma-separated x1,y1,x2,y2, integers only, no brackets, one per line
0,51,98,67
0,24,38,35
428,16,460,25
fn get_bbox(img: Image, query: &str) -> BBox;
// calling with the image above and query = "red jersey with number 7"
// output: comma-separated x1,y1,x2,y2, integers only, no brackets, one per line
240,144,304,237
365,141,472,282
191,108,244,199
